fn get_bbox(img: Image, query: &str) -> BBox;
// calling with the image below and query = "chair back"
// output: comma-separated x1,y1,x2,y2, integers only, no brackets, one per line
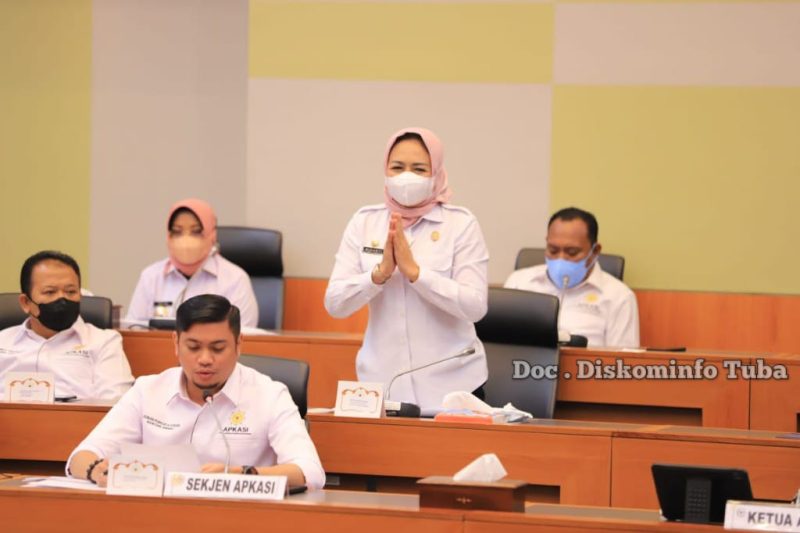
238,354,309,418
475,288,560,418
217,226,284,330
514,247,625,281
0,293,113,330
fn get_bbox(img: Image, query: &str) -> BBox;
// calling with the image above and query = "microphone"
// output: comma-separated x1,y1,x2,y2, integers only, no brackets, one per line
202,389,231,474
385,347,477,418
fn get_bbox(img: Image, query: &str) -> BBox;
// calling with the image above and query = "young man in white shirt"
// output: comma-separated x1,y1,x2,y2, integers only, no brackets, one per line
504,207,640,348
0,251,134,400
67,294,325,490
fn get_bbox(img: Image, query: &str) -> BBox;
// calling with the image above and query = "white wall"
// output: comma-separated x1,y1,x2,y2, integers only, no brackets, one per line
90,0,249,308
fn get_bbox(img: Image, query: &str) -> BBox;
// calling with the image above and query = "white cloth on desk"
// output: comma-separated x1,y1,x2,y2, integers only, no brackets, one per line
503,263,639,348
67,363,326,490
126,254,258,328
324,203,489,408
0,316,133,400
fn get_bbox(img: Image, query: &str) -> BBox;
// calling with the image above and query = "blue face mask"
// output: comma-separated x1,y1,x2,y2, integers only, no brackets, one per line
546,247,596,290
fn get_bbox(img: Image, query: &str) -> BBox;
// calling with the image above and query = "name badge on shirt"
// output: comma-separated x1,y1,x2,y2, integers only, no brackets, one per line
4,372,55,403
107,455,165,497
334,381,384,419
362,246,384,255
165,472,287,501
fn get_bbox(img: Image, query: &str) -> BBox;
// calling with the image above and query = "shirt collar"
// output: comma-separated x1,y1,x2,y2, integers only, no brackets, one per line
164,254,219,278
167,362,243,407
419,204,443,224
17,315,88,345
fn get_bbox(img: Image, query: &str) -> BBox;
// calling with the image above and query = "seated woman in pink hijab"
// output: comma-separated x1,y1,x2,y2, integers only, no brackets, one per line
126,198,259,328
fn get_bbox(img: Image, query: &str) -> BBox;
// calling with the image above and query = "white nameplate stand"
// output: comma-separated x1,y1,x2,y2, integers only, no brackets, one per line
725,500,800,531
106,455,165,497
4,372,55,403
165,472,287,501
334,381,384,418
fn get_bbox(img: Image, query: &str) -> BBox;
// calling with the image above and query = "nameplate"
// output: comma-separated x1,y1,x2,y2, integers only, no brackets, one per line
165,472,287,501
4,372,55,403
725,500,800,531
334,381,384,418
107,455,164,497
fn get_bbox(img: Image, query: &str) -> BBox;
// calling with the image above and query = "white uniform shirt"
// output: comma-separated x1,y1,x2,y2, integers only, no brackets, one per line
0,317,134,400
504,263,640,348
126,254,259,328
68,363,325,490
325,204,489,408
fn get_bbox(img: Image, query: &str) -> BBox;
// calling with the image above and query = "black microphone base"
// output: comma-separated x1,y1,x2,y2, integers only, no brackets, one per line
385,401,421,418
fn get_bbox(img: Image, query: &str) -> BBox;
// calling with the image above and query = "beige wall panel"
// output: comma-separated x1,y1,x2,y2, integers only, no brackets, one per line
555,3,800,86
247,79,552,284
90,0,248,309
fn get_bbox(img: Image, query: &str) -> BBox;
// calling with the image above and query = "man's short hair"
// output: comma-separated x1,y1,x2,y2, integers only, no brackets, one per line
20,250,82,297
176,294,241,338
548,207,599,245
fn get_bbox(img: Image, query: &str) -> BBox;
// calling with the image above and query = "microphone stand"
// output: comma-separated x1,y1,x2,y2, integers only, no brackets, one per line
385,347,477,418
201,389,231,474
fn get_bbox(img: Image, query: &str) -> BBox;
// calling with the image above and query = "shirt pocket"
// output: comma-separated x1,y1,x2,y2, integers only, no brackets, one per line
416,244,454,278
222,435,265,466
51,351,93,383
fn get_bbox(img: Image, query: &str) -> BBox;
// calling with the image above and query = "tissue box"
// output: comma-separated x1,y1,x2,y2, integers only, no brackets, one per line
417,476,526,512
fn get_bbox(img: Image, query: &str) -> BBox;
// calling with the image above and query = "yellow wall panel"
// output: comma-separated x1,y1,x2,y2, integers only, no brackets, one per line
249,1,553,83
551,86,800,295
0,0,92,292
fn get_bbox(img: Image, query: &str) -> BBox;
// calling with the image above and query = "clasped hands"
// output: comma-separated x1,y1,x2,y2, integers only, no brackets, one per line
372,213,419,284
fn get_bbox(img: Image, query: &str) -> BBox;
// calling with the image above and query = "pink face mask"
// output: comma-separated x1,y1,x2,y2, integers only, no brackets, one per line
168,235,210,267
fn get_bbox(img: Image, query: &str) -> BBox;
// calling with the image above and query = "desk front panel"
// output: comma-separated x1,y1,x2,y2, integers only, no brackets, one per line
465,506,720,533
0,482,461,533
611,430,800,509
557,349,752,429
308,415,614,507
0,403,110,461
750,356,800,432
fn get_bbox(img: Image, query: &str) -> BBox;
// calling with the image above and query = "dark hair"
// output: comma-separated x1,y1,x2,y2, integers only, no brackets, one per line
20,251,82,297
176,294,241,338
168,207,202,231
548,207,599,245
389,132,428,154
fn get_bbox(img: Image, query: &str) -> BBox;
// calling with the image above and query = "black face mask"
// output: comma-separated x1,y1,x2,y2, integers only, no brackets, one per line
30,297,81,332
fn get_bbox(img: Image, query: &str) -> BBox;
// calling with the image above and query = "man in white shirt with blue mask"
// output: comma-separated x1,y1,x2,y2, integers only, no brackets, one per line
504,207,639,348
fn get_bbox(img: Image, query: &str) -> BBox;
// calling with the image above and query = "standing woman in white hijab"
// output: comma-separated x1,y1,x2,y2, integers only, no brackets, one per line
325,127,489,409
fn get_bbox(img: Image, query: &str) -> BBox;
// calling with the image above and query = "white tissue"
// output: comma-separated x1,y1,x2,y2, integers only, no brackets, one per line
441,391,534,421
453,453,508,483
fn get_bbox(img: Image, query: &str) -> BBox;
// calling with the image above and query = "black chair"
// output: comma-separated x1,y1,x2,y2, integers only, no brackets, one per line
475,288,560,418
216,226,284,330
0,293,114,331
238,354,309,418
514,247,626,281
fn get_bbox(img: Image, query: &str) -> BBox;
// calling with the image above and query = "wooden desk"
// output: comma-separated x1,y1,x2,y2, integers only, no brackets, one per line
308,414,622,506
466,505,719,533
308,414,800,509
121,330,359,407
0,401,111,461
750,353,800,432
0,479,719,533
556,348,752,429
610,425,800,509
122,333,786,429
0,480,461,533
